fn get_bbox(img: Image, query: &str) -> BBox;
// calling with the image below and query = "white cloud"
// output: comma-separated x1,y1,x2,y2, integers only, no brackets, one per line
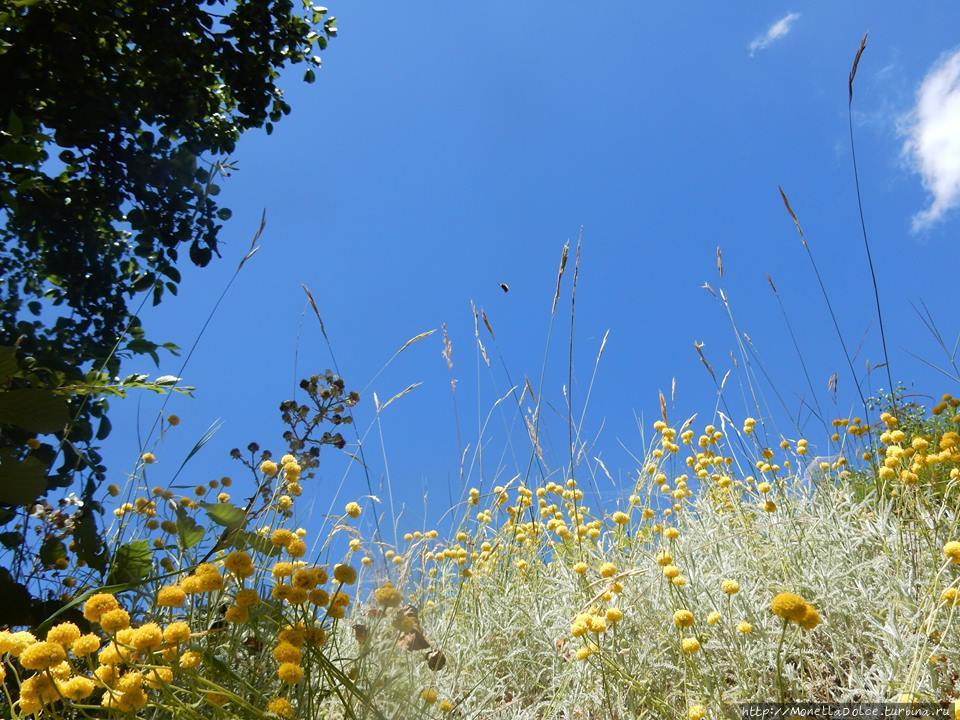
748,12,800,57
901,48,960,231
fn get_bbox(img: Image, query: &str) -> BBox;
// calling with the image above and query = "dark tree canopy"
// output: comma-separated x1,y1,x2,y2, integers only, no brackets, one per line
0,0,335,600
0,0,334,353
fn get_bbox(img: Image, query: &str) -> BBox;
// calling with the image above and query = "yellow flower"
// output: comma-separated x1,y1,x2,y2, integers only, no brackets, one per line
944,541,960,564
673,609,694,628
59,676,95,700
224,550,254,578
292,567,321,589
157,585,187,607
798,605,821,630
145,667,174,688
663,564,681,579
421,687,438,704
163,621,192,645
20,641,66,670
664,527,680,540
707,611,721,625
309,588,330,606
575,646,593,661
132,622,163,651
180,650,201,669
770,592,820,630
345,501,362,518
261,460,279,477
333,563,357,585
737,621,753,634
271,561,294,579
606,607,624,623
46,622,81,648
273,642,302,664
278,627,306,647
721,579,740,595
599,562,617,578
141,452,156,464
287,538,307,558
681,637,701,654
438,699,454,713
688,704,707,720
99,608,131,633
236,588,260,608
296,625,321,649
0,630,37,657
771,592,809,623
94,664,119,686
611,511,630,525
71,633,101,656
167,414,180,426
268,697,294,718
656,550,673,566
374,582,403,608
83,592,119,622
278,662,304,684
271,529,295,547
572,561,588,575
225,605,249,623
99,643,125,666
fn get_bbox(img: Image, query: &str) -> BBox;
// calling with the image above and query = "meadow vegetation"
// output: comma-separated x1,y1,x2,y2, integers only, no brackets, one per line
3,262,960,719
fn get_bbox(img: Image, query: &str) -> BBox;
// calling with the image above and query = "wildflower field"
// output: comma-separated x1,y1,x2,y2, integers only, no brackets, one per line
3,5,960,720
5,250,960,719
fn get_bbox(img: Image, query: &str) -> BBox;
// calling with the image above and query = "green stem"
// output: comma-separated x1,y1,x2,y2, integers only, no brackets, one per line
775,620,788,703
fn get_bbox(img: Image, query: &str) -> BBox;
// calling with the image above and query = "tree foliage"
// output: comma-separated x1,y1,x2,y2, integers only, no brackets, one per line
0,0,335,609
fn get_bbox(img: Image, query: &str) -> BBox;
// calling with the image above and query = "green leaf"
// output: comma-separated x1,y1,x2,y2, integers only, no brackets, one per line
201,501,246,530
0,141,41,164
39,536,67,568
160,265,181,283
96,413,112,440
0,449,48,504
107,540,152,586
176,507,205,549
0,531,23,549
132,272,155,292
0,388,69,433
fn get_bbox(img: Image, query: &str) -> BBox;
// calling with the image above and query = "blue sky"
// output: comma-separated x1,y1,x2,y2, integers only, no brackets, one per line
104,2,960,537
